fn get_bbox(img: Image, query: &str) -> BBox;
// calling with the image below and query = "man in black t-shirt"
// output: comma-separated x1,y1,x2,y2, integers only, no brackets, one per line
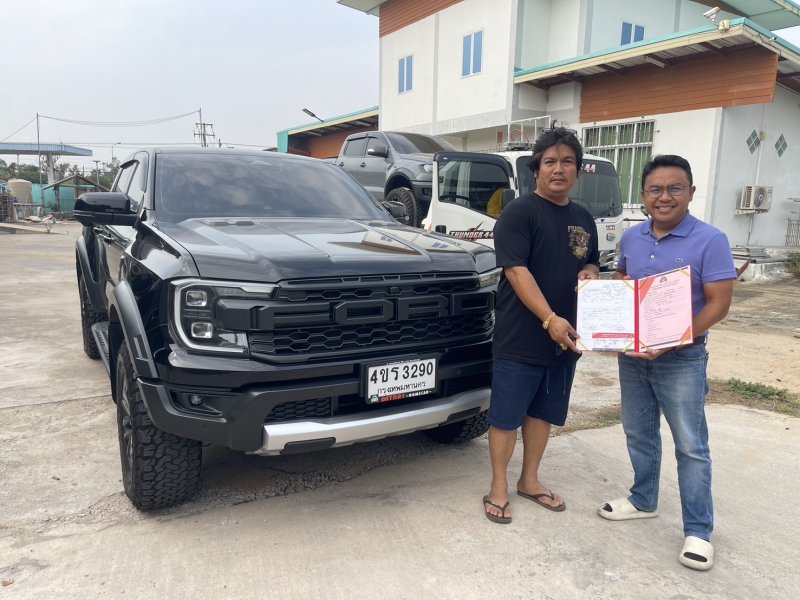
483,128,600,524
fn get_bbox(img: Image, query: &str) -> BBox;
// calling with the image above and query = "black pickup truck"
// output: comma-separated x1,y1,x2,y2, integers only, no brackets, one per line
75,147,498,510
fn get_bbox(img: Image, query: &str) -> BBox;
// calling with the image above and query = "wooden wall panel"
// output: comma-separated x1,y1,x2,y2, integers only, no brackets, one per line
288,128,374,159
379,0,462,37
580,46,778,123
307,131,358,159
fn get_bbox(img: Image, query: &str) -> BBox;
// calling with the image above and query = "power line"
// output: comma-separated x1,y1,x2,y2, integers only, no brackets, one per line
39,109,200,127
0,116,38,142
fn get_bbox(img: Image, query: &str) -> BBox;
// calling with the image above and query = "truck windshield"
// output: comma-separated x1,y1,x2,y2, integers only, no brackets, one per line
516,157,623,218
384,132,456,154
154,153,388,223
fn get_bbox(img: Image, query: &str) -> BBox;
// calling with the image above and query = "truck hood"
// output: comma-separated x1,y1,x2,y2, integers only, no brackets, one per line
400,153,434,163
157,218,496,282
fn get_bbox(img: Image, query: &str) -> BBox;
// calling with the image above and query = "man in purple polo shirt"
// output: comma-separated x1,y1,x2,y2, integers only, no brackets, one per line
597,155,736,571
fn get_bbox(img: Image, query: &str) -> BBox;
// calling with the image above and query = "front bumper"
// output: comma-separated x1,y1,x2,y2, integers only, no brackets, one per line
138,342,493,453
252,387,488,455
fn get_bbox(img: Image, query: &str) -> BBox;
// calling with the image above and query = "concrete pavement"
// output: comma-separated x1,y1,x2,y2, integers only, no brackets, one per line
0,225,798,599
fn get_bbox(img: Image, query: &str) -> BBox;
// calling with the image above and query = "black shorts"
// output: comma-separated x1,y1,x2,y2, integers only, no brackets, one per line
488,359,576,429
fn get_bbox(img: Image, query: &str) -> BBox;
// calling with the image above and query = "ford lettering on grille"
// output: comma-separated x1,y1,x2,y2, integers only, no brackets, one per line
217,291,493,330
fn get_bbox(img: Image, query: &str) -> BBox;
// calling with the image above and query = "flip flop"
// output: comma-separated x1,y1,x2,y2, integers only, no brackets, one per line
597,497,658,521
516,489,566,512
679,536,714,571
483,495,512,524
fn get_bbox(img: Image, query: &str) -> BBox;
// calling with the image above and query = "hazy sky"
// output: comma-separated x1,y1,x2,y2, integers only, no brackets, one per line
1,0,379,168
1,1,798,171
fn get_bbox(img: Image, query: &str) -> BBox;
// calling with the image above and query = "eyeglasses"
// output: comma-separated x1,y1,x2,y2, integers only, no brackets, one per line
644,184,690,199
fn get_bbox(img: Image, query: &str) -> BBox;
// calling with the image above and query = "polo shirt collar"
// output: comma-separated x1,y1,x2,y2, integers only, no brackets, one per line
641,212,698,239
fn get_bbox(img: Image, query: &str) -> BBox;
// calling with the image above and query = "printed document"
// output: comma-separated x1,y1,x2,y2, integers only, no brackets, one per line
576,267,694,352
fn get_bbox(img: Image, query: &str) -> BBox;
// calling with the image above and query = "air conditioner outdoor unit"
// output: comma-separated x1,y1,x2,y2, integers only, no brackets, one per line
738,185,773,211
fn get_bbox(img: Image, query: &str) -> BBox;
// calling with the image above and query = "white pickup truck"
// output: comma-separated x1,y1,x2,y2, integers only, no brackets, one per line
423,145,633,270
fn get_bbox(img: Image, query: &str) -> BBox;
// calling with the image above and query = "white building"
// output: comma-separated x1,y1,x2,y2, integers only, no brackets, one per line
331,0,800,249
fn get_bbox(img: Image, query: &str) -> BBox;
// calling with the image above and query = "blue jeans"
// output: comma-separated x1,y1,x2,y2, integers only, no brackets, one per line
618,344,713,540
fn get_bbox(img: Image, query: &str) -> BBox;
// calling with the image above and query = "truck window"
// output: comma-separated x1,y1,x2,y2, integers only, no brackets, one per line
515,156,622,219
439,160,509,216
154,154,387,223
343,137,367,157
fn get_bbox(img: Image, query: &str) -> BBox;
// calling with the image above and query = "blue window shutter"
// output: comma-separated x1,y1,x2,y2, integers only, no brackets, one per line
621,22,632,45
406,55,413,91
634,25,644,42
473,31,483,74
462,35,472,76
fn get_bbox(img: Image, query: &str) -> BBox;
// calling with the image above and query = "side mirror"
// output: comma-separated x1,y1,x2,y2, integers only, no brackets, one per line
367,144,389,158
382,200,409,224
74,192,137,226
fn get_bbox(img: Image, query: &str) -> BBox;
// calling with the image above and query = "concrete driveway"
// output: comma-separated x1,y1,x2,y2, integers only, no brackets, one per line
1,224,798,599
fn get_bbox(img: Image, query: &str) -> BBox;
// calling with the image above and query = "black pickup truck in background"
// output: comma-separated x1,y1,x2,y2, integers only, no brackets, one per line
75,147,499,510
336,131,456,227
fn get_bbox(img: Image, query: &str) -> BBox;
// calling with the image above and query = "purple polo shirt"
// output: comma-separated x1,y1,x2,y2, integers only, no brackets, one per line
618,213,737,326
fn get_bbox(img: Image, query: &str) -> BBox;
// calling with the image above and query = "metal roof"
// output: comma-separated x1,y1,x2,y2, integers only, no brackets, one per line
514,18,800,94
703,0,800,29
0,143,93,157
336,0,386,16
279,106,380,140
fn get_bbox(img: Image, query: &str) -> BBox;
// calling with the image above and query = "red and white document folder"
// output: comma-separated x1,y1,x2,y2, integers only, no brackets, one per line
575,266,694,352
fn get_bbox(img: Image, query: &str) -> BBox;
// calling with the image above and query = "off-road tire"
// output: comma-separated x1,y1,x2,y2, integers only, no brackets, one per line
79,277,106,359
116,345,202,510
386,187,421,227
424,411,489,444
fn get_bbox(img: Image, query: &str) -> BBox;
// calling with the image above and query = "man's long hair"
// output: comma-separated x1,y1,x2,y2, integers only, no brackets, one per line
529,127,584,177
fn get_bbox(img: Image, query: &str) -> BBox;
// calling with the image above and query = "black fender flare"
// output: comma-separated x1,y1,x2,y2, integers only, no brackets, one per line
384,170,416,195
112,280,158,380
76,236,107,313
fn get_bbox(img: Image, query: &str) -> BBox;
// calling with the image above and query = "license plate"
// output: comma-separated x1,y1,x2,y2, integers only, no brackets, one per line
365,357,437,404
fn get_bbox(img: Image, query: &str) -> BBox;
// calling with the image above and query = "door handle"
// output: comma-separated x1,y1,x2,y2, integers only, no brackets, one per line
360,162,366,167
338,161,344,166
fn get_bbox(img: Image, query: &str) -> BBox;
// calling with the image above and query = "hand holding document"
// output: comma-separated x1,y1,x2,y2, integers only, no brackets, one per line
576,267,694,352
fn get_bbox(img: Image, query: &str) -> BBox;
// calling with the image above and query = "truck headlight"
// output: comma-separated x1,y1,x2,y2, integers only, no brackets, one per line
421,163,433,174
171,279,277,355
478,267,502,288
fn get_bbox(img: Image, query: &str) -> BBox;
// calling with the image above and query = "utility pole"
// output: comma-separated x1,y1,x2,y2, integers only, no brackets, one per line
194,108,216,147
93,160,102,190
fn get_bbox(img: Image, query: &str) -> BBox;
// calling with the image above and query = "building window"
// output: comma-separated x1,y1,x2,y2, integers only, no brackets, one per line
398,55,413,93
462,31,483,76
746,130,761,154
583,120,655,206
775,134,788,157
621,22,644,45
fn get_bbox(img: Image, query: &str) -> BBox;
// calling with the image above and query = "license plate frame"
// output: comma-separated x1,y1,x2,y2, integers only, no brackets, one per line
363,356,438,404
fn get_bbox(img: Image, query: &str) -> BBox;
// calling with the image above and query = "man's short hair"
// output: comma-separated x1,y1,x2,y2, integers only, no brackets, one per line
528,127,583,176
641,154,694,188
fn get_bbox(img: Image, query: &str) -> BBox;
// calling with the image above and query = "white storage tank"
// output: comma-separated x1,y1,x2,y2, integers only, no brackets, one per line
7,179,33,203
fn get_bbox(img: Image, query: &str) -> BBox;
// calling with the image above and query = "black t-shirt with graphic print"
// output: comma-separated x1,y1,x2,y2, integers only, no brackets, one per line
493,192,600,366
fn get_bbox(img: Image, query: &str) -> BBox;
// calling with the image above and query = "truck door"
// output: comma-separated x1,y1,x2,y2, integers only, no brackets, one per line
338,134,373,196
425,152,513,248
99,156,146,294
361,134,389,201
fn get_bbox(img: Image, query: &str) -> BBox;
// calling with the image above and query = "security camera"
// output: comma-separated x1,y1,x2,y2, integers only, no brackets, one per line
703,6,720,21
